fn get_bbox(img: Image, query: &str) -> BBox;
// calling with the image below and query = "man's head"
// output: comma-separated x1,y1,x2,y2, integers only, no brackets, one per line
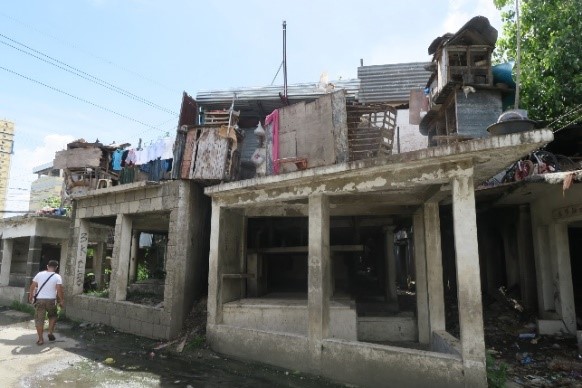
47,260,59,269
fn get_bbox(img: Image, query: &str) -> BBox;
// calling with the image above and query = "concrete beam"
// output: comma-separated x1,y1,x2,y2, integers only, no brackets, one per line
113,214,132,301
207,202,222,326
0,239,13,286
424,202,445,334
551,222,576,333
71,219,89,295
516,205,537,310
308,194,331,370
413,209,430,344
129,231,139,283
207,204,245,326
93,242,105,288
213,161,470,207
451,174,487,387
384,228,397,304
25,236,43,301
532,224,554,313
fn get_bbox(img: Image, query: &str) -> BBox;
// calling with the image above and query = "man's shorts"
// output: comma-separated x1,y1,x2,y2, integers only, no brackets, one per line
34,299,57,326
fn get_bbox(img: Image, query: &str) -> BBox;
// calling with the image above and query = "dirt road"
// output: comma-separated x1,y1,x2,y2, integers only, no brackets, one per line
0,307,342,387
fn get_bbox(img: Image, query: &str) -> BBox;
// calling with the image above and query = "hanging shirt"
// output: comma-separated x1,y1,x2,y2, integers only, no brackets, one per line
111,149,124,171
161,137,175,160
126,149,137,165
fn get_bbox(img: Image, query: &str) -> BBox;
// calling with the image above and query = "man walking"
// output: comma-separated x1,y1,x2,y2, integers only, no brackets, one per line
28,260,64,345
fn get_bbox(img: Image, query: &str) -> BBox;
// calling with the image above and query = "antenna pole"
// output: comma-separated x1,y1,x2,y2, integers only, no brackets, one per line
283,20,288,99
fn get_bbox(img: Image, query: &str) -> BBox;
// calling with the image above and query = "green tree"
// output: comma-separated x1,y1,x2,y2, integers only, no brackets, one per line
494,0,582,125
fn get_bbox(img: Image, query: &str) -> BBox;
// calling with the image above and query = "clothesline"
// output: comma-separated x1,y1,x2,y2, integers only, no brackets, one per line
111,136,175,172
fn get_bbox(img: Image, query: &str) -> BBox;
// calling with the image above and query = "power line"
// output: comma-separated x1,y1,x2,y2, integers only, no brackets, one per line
0,33,178,116
0,11,179,93
0,65,167,131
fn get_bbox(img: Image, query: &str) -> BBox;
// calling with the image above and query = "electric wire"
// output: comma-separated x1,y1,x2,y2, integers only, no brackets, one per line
0,65,167,131
0,11,179,93
0,33,178,116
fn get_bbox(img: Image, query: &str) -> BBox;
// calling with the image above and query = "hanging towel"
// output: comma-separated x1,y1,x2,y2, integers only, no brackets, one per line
265,109,280,174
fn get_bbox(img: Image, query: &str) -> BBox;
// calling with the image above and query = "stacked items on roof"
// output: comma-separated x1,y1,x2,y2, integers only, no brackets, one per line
53,139,121,199
177,89,400,182
346,102,397,161
178,93,243,184
418,16,507,144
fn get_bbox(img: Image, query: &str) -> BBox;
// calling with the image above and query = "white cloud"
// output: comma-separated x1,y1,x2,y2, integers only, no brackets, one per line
443,0,502,33
4,134,74,216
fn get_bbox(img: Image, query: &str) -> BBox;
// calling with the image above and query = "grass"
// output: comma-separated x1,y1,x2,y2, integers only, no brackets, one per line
486,351,508,388
84,289,109,298
185,335,206,350
10,300,67,320
10,300,34,315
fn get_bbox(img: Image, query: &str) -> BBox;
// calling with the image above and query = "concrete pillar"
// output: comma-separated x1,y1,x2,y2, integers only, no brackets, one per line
113,214,132,301
413,209,430,344
25,236,43,300
93,242,105,287
516,205,537,310
71,220,90,295
0,239,13,286
129,231,139,283
384,228,398,304
550,222,576,333
308,194,331,369
451,174,487,387
424,202,445,335
207,203,245,326
208,202,223,326
533,225,554,313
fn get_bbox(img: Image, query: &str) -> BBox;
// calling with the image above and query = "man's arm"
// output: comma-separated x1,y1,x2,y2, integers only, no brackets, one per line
28,281,38,303
56,284,64,307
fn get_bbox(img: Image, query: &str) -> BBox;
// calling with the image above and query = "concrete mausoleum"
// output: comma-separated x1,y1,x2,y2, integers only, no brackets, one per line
63,180,209,339
204,129,554,387
0,215,70,304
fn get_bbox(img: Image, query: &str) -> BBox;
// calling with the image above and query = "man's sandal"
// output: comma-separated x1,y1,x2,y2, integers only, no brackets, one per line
48,334,55,341
36,340,44,346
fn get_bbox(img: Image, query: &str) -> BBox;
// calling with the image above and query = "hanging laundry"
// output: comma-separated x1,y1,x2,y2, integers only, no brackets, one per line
126,149,137,166
161,136,175,160
111,149,124,171
265,109,280,174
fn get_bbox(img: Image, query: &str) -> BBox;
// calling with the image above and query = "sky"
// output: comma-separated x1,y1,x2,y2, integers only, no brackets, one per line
0,0,502,214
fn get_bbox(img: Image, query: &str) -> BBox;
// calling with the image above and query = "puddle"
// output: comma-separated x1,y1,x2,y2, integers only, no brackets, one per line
22,352,341,388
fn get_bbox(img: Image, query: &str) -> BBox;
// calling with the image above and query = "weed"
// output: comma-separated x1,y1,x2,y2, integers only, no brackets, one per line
185,335,206,350
11,300,67,320
487,351,508,388
10,301,34,315
84,289,109,298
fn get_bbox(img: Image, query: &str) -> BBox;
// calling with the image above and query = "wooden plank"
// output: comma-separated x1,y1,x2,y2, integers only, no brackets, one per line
180,129,199,179
192,128,231,181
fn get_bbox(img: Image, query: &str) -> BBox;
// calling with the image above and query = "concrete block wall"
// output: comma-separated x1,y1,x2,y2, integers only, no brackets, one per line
65,180,208,340
68,295,170,339
222,300,357,340
207,324,464,388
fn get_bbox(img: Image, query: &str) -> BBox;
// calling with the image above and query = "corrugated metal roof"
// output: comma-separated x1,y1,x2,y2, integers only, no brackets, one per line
196,80,360,117
357,62,432,104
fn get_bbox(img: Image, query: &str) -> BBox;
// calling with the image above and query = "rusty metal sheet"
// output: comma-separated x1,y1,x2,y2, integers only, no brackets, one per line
178,92,198,127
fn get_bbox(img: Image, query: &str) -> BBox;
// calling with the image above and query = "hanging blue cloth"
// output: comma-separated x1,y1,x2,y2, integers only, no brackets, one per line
112,149,123,171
